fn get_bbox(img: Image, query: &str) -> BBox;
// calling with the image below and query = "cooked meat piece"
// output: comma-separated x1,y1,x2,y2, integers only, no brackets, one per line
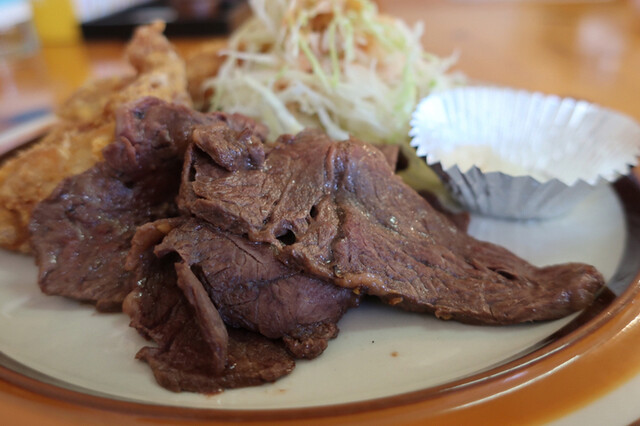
0,22,190,253
104,97,267,181
155,217,359,359
183,133,331,241
29,97,264,311
28,162,175,312
418,190,470,232
180,129,604,325
137,326,295,394
28,94,605,394
175,262,228,373
123,221,294,393
374,144,400,171
192,124,265,172
29,96,292,392
124,219,188,343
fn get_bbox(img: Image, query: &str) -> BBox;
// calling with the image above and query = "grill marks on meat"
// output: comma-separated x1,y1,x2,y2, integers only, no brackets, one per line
181,129,604,325
123,220,294,393
29,97,259,311
154,218,359,359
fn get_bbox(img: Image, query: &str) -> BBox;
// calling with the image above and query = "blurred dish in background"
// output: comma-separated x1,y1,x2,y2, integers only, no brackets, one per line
0,0,38,57
31,0,80,45
78,0,248,39
0,109,55,157
169,0,220,19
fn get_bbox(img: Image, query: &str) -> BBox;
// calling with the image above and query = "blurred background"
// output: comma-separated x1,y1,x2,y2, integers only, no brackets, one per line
0,0,249,55
0,0,248,123
1,0,640,127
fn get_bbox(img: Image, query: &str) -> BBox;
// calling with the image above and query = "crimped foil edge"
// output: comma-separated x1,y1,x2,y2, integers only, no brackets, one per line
431,163,597,220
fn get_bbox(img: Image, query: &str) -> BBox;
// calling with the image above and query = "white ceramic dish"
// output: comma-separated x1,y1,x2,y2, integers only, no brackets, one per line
2,117,640,424
0,183,629,410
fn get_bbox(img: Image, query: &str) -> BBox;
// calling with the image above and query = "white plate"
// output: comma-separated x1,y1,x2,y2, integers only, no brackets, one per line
0,183,628,410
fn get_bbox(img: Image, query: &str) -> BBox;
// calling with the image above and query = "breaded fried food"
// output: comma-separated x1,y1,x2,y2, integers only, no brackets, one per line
185,40,226,110
0,22,191,253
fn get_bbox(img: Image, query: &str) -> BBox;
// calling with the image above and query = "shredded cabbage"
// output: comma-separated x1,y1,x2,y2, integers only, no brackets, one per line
204,0,463,143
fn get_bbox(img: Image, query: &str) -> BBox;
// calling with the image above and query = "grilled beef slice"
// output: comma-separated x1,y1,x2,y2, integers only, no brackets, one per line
28,95,605,393
180,129,604,325
154,217,359,359
29,97,265,311
123,220,294,393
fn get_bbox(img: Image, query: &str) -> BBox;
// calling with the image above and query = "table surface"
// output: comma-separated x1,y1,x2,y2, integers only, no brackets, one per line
1,0,640,123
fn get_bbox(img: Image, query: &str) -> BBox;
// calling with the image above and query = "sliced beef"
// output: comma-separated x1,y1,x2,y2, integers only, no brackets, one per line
373,143,399,170
180,129,604,325
30,97,295,394
123,220,294,393
373,144,469,230
102,97,267,181
192,123,265,172
137,327,295,394
29,97,265,311
174,262,228,372
28,94,606,395
124,219,189,344
418,190,470,232
28,162,175,312
154,218,359,359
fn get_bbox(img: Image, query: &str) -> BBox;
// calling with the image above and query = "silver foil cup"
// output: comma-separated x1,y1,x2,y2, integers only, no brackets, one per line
430,164,595,219
410,87,640,219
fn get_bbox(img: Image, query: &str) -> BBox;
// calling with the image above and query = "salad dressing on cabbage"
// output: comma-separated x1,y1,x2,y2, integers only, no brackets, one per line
204,0,462,144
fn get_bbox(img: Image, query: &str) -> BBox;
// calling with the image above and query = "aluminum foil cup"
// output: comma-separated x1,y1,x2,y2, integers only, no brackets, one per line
409,86,640,219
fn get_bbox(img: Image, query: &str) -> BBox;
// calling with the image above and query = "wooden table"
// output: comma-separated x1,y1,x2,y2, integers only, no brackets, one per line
1,0,640,122
383,0,640,120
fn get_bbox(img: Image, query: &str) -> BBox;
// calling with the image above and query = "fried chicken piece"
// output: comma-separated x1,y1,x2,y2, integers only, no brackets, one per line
0,22,190,253
185,40,226,110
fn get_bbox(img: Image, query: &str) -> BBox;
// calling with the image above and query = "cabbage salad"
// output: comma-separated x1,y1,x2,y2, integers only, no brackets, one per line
204,0,463,144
